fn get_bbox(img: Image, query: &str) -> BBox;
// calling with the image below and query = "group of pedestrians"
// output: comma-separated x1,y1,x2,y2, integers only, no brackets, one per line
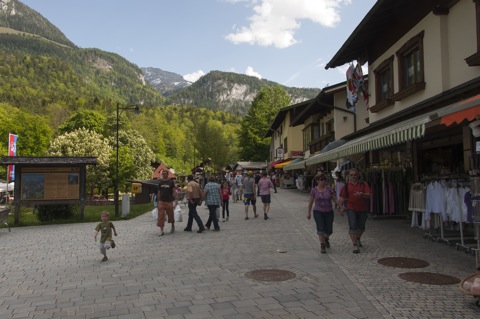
307,167,371,254
157,170,276,235
93,167,369,262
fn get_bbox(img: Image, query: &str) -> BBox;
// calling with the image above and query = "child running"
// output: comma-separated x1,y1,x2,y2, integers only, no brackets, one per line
94,211,118,262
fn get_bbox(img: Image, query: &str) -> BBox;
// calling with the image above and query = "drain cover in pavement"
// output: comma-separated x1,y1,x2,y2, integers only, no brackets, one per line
378,257,429,268
245,269,296,282
399,272,460,285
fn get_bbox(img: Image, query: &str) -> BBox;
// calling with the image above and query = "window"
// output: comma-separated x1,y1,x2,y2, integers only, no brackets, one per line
312,123,320,140
370,56,394,112
303,128,311,151
325,119,334,134
283,137,288,153
466,0,480,66
394,31,425,101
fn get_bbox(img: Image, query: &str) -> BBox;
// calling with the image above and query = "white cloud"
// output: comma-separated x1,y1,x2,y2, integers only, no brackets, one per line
225,0,348,48
245,66,262,79
183,70,206,83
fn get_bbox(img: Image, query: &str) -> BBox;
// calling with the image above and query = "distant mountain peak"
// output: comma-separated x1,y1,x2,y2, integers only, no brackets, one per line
141,67,191,95
142,69,320,116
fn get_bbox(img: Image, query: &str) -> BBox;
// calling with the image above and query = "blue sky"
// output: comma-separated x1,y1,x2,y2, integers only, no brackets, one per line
21,0,376,89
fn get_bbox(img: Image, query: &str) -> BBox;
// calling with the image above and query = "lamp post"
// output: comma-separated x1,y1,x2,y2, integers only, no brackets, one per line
115,103,140,217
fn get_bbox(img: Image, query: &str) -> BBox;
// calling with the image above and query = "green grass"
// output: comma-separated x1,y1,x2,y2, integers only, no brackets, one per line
2,203,153,228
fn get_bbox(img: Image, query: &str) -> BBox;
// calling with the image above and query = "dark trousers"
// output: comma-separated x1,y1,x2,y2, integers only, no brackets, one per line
205,205,220,230
185,200,205,230
222,200,229,218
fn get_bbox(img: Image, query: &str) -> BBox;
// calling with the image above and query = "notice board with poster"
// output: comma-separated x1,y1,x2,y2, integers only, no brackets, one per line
21,167,80,200
0,156,97,224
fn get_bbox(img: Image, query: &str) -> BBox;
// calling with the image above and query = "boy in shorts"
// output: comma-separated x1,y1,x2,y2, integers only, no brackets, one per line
94,211,117,262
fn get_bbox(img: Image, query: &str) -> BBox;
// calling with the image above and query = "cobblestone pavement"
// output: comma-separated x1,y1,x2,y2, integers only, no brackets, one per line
0,189,479,318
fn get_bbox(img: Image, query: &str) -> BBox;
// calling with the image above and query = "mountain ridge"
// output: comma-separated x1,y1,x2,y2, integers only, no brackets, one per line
144,68,320,115
1,0,320,117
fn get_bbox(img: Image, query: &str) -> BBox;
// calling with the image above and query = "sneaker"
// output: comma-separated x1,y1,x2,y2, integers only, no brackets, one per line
245,217,249,220
184,228,192,232
170,225,175,233
325,237,330,248
197,228,205,233
357,238,363,247
353,245,360,254
320,243,326,254
159,231,164,237
101,256,108,262
264,214,269,220
213,228,220,232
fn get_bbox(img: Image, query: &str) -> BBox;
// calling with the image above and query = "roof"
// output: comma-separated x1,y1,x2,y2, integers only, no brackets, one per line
0,156,97,166
325,0,458,69
290,83,349,126
232,162,268,171
152,163,176,179
265,99,314,138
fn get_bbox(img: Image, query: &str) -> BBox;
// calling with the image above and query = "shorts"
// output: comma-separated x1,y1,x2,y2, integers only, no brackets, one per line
346,210,368,234
243,193,256,206
260,195,271,203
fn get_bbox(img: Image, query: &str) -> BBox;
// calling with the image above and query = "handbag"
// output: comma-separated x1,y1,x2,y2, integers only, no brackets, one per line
110,240,116,249
174,204,183,222
152,207,158,222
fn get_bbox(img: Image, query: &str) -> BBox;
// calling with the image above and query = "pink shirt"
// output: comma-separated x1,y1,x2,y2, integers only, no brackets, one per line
310,187,335,212
258,177,274,196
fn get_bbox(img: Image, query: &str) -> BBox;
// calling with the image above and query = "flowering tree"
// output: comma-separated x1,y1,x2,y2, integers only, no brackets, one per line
47,128,112,196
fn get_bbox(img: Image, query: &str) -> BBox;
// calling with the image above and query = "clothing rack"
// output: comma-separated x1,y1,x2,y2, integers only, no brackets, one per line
410,178,479,256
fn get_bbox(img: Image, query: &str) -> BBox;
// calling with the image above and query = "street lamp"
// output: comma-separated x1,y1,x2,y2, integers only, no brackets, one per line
115,103,140,217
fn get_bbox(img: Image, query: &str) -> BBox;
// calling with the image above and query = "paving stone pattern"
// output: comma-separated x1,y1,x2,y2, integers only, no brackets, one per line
0,189,479,318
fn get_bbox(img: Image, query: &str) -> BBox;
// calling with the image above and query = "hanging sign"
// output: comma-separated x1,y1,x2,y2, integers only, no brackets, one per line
276,148,284,158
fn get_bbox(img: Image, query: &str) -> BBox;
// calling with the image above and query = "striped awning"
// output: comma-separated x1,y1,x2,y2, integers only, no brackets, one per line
306,112,435,166
283,158,306,171
274,159,293,169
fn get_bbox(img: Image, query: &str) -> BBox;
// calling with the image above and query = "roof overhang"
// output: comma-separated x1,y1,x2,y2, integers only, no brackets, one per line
325,0,459,69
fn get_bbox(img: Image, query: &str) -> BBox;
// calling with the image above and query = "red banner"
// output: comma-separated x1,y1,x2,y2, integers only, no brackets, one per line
7,133,17,181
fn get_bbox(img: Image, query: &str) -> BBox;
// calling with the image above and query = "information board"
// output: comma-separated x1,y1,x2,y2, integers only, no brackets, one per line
21,167,80,200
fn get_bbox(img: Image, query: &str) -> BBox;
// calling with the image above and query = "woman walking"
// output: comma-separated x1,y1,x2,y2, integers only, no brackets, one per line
307,173,340,254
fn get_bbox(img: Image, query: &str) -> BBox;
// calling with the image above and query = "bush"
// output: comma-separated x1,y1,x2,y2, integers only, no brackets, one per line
35,204,75,222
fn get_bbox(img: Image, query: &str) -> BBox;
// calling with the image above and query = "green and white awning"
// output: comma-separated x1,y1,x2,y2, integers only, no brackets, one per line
305,112,434,166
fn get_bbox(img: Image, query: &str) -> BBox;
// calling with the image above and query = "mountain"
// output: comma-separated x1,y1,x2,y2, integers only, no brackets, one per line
1,0,318,118
144,68,320,116
0,0,74,47
0,0,164,113
141,67,191,95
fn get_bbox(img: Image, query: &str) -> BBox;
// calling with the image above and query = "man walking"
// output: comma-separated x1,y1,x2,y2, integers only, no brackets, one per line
156,169,176,236
203,176,222,231
184,175,206,233
257,172,274,220
242,171,257,219
338,167,371,254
